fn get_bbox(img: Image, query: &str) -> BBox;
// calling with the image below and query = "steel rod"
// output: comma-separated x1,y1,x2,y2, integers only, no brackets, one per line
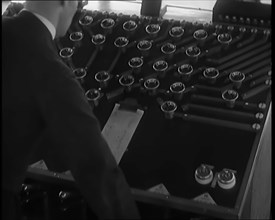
207,39,268,65
217,44,271,71
242,84,271,100
85,47,99,70
108,50,122,74
175,113,256,132
187,103,256,122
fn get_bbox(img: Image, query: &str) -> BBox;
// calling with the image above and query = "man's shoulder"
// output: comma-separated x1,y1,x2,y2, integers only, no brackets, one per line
2,14,17,31
2,13,28,40
32,54,76,85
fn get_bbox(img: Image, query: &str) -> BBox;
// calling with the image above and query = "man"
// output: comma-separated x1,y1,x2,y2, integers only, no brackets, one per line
2,1,140,219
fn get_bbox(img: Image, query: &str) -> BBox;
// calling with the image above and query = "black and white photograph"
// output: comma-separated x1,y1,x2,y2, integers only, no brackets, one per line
2,0,271,219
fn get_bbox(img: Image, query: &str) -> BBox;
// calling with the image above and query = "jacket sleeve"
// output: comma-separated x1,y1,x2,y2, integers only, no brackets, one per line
32,59,140,219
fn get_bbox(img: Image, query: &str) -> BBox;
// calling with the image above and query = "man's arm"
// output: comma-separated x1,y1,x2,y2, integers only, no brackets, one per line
34,61,140,219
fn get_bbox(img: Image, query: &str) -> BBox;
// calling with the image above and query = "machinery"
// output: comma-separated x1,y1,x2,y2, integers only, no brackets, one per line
3,0,271,219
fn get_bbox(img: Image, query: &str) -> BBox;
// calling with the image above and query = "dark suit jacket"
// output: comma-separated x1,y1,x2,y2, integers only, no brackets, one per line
2,10,139,219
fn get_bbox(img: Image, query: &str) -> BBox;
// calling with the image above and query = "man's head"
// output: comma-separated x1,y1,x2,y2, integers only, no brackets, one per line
56,1,79,37
25,0,86,38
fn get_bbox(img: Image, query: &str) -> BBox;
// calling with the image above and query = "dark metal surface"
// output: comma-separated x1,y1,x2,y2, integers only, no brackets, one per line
53,4,271,217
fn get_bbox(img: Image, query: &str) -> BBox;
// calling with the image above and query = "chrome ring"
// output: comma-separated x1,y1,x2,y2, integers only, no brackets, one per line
73,68,87,79
193,29,208,40
145,24,160,35
91,34,106,45
100,18,115,29
229,71,245,83
222,89,239,102
161,101,177,113
169,26,184,38
114,37,129,48
69,31,83,42
217,33,232,44
119,74,135,87
123,20,137,32
161,43,176,55
144,78,160,90
95,71,110,82
185,46,201,57
79,15,93,26
128,57,143,69
170,82,185,93
153,60,168,72
137,40,152,51
203,67,219,79
85,88,101,101
178,64,193,76
59,47,74,59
